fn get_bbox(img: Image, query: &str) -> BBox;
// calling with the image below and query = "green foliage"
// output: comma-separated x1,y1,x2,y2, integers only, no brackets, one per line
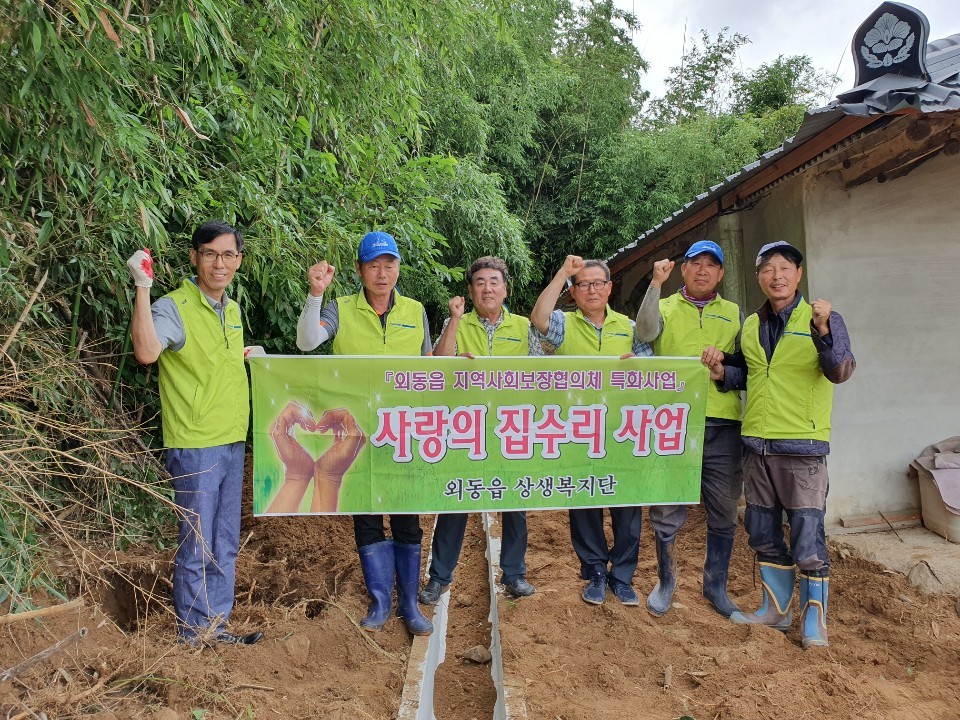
0,240,176,607
649,28,750,123
0,0,835,598
570,113,763,249
732,54,839,116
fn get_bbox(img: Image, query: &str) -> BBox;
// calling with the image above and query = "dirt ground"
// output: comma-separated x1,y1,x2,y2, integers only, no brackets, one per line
502,509,960,720
3,489,960,719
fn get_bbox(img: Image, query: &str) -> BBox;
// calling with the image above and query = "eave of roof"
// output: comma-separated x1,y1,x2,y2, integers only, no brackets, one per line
608,32,960,278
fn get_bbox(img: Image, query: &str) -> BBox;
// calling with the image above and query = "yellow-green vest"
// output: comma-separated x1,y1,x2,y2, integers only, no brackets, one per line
555,306,633,357
332,290,425,356
158,280,249,448
741,299,833,441
654,292,742,421
456,309,530,356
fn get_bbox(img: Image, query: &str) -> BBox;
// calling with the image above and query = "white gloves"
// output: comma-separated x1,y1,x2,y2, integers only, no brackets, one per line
243,346,266,360
126,249,154,288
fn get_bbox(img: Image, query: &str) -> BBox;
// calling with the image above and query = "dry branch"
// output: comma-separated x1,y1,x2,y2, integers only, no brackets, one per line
0,598,84,625
0,628,88,682
1,270,48,357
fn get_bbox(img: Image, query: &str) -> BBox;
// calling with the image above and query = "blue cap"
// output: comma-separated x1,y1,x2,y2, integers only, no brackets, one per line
684,240,724,265
357,231,401,263
756,241,803,268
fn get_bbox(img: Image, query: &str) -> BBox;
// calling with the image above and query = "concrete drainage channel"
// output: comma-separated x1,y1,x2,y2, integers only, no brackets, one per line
398,513,528,720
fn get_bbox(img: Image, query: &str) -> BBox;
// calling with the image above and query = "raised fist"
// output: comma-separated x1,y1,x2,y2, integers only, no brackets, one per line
126,249,154,288
307,260,335,297
651,259,675,287
811,299,832,334
448,295,465,321
561,255,585,279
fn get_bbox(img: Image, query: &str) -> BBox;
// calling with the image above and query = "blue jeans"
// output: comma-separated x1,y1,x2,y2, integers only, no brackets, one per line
166,442,245,641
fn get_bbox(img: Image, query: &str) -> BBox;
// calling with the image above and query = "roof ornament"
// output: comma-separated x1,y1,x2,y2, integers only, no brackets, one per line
853,2,929,86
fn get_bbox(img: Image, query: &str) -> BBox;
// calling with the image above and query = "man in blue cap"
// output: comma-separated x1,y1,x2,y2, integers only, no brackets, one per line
296,230,434,636
634,240,744,618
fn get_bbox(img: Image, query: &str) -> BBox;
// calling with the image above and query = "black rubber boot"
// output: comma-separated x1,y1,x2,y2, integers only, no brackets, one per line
702,531,740,617
646,535,678,617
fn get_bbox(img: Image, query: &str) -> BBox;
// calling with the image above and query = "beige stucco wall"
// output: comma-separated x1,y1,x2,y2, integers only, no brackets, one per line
803,151,960,522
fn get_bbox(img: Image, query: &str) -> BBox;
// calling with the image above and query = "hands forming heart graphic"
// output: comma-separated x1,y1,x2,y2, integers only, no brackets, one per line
266,401,366,513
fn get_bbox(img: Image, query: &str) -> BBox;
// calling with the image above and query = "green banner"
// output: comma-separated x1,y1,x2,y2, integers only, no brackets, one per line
250,356,707,515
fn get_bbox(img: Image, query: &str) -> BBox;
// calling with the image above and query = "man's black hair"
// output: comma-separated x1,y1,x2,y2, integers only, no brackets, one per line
192,220,243,252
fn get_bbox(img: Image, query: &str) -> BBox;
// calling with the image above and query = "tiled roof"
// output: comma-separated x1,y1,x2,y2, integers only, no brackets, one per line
608,33,960,269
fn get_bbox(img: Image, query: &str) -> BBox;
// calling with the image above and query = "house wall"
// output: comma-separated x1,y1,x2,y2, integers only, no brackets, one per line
803,150,960,521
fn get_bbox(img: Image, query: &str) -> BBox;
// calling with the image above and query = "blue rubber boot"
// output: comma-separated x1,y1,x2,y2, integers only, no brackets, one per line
799,574,829,649
646,536,678,617
358,540,395,630
730,561,795,631
703,531,740,618
394,542,434,636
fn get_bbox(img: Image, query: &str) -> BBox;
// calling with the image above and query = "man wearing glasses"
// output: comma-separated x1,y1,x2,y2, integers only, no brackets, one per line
531,255,653,606
127,220,263,646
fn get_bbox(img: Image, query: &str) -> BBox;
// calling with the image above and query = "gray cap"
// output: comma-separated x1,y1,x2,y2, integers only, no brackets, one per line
756,241,803,268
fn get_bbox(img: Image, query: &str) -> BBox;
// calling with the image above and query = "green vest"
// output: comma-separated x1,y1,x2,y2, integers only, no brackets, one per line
456,309,530,356
158,280,249,448
555,307,633,357
741,299,833,441
332,290,425,356
654,292,742,421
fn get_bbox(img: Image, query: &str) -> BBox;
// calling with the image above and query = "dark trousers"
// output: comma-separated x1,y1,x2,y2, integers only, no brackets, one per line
354,514,423,548
428,511,528,585
569,506,641,585
648,423,744,540
742,448,830,576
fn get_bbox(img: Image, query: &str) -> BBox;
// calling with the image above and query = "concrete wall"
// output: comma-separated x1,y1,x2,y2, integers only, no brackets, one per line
803,151,960,521
736,176,809,311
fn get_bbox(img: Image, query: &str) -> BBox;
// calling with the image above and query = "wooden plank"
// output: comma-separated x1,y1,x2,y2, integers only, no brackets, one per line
0,598,84,625
839,508,922,528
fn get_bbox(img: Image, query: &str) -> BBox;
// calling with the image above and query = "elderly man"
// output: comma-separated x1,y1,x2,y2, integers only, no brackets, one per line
634,240,744,618
419,256,541,605
127,221,263,646
704,241,855,648
531,255,653,606
296,230,433,636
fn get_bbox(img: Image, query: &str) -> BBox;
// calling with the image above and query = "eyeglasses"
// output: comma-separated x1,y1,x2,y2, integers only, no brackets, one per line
572,280,610,291
197,250,241,264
